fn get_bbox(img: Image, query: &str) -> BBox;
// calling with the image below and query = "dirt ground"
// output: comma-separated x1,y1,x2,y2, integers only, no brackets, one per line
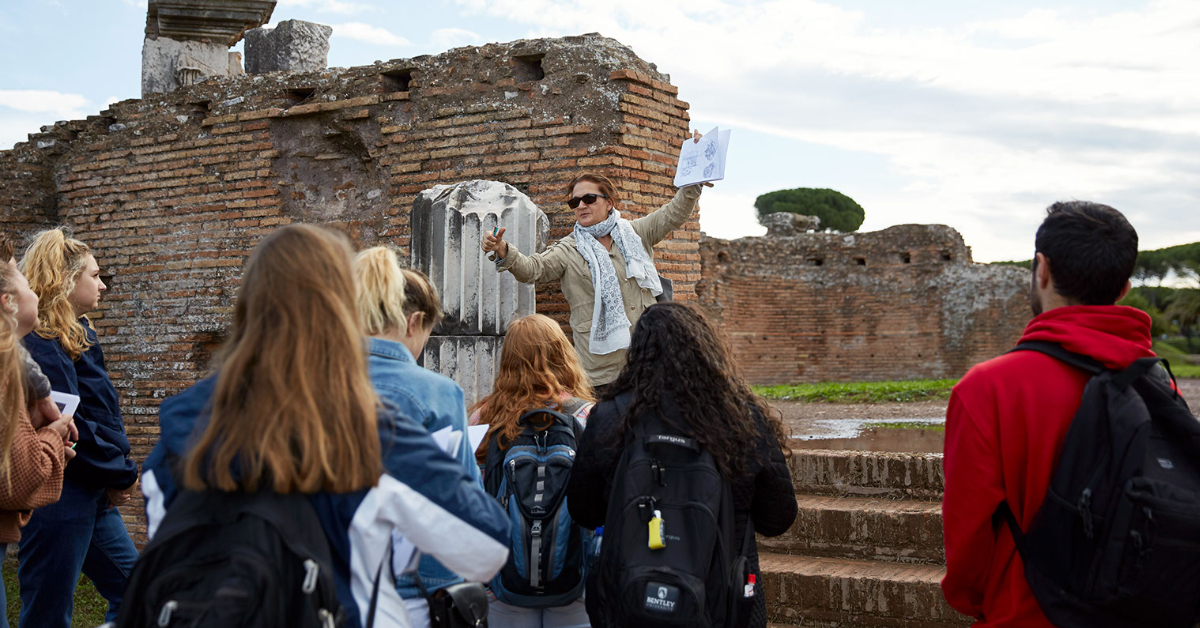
774,378,1200,443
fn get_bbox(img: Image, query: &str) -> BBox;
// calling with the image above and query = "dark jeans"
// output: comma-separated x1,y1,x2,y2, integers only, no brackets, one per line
0,542,7,628
17,478,138,628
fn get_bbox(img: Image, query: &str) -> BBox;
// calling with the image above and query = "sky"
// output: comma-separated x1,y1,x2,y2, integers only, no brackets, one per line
1,0,1197,262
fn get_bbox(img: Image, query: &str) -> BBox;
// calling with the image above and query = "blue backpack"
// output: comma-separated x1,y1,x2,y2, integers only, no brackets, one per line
483,407,591,608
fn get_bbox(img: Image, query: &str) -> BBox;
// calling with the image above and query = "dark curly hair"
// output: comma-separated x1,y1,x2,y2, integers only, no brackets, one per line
603,302,789,480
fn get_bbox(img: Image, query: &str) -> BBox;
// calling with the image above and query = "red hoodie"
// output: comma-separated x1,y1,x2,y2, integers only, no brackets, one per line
941,305,1158,626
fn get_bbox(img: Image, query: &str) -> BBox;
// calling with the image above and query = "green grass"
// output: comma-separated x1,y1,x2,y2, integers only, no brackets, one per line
1153,341,1200,378
753,379,958,403
1172,363,1200,379
861,421,946,432
3,558,109,627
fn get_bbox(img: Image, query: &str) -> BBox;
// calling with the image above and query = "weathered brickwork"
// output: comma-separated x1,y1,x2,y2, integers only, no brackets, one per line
697,225,1031,385
0,34,694,540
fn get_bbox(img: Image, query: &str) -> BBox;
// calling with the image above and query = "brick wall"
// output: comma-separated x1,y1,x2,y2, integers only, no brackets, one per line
0,34,694,541
697,225,1031,385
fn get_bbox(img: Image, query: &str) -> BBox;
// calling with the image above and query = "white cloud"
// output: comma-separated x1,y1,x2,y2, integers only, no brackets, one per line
431,27,483,49
0,90,90,119
331,22,411,46
277,0,378,15
451,0,1200,261
0,91,93,150
697,191,766,240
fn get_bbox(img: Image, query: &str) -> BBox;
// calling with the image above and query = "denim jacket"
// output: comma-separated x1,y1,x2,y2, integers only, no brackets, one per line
367,337,483,599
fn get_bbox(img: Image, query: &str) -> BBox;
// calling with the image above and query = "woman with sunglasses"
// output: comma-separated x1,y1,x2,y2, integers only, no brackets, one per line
482,132,707,394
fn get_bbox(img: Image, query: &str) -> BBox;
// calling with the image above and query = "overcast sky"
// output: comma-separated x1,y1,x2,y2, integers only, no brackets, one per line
2,0,1197,262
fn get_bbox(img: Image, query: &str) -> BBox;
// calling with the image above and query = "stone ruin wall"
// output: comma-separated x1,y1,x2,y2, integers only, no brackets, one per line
0,34,696,539
697,225,1032,386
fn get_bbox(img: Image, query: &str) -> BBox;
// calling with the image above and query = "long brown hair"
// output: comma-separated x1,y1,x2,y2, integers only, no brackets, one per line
20,229,92,359
604,302,789,480
0,307,25,492
184,225,383,494
472,314,592,461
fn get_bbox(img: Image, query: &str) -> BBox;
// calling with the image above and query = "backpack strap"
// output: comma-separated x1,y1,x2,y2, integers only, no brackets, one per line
1113,356,1168,392
364,539,392,628
1010,341,1105,375
994,500,1027,551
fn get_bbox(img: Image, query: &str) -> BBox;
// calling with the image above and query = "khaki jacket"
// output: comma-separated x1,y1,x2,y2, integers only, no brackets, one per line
497,186,702,385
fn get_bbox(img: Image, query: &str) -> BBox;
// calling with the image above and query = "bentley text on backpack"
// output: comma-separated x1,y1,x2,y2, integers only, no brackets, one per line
117,490,382,628
588,393,755,628
998,341,1200,628
483,407,590,608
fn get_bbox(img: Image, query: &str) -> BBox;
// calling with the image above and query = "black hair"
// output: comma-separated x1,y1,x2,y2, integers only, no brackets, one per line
1034,201,1138,305
603,302,789,480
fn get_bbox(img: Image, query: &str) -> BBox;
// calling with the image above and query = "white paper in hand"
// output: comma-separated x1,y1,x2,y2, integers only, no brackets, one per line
50,391,80,417
674,126,731,187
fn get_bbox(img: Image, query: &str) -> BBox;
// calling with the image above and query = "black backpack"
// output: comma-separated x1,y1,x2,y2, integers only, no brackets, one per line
587,393,754,628
483,407,589,608
998,341,1200,628
117,490,386,628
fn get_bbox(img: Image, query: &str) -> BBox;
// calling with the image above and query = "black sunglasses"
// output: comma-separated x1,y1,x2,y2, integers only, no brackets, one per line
566,193,608,209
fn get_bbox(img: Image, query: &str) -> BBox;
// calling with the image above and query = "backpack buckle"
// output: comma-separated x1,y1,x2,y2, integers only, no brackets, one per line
157,600,178,627
531,520,543,536
302,559,320,594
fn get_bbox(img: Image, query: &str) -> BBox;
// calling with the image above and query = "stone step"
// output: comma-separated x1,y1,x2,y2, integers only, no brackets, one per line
787,449,944,500
758,494,944,564
760,552,971,627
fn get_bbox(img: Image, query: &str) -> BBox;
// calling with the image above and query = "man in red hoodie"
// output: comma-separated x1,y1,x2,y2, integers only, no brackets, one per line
941,201,1158,626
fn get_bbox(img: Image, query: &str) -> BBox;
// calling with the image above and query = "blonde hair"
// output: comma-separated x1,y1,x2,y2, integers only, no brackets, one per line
184,225,383,494
400,268,443,331
353,246,408,337
472,314,592,461
0,313,24,492
20,229,93,359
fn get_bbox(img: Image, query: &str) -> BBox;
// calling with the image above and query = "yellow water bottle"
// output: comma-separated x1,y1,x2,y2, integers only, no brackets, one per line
648,509,666,550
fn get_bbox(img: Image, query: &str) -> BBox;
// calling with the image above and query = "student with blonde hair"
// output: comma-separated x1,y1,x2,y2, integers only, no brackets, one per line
140,227,508,627
17,228,138,628
0,254,74,628
470,314,595,628
354,247,505,627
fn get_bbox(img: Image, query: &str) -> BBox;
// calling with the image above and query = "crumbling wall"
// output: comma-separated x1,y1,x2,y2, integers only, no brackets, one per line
0,34,695,539
697,225,1030,385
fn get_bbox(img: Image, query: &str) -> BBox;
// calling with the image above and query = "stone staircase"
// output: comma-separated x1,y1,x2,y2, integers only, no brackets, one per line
761,449,974,627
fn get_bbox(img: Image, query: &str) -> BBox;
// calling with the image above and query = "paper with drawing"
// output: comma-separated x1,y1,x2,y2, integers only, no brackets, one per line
674,126,731,187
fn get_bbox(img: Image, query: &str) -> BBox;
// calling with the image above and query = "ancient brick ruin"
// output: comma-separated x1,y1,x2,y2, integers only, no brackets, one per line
0,33,696,538
698,224,1031,385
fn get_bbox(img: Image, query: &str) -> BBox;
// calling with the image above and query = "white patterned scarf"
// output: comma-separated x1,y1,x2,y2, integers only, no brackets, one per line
573,210,662,354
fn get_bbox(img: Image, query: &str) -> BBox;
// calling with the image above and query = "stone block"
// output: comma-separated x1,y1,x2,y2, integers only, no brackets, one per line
757,495,945,563
244,20,333,74
763,211,820,236
410,180,550,399
141,36,231,96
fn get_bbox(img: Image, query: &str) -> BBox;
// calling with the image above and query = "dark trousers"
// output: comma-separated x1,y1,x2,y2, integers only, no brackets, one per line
17,478,138,628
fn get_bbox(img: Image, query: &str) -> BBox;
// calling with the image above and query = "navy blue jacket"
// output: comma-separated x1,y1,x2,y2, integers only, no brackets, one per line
23,319,138,489
142,375,511,627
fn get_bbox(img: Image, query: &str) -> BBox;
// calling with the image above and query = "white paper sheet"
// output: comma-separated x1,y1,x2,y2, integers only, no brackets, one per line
50,391,80,417
674,126,731,187
467,425,489,456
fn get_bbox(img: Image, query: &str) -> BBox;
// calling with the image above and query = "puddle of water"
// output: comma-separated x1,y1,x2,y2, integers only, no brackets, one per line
790,418,945,454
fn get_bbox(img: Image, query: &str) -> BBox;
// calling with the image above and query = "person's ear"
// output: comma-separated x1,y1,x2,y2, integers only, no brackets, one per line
1117,279,1132,302
1035,252,1052,290
0,293,13,314
406,311,424,336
